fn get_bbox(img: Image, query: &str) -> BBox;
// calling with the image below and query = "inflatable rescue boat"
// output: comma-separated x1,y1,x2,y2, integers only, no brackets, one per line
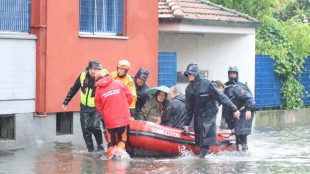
125,120,236,157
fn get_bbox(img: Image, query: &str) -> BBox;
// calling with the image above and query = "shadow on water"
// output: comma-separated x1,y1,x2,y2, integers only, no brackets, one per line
1,116,310,173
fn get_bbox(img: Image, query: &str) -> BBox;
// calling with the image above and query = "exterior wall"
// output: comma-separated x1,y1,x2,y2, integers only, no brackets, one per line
0,112,87,150
254,108,310,129
158,32,256,94
31,0,159,113
0,34,36,114
159,32,256,127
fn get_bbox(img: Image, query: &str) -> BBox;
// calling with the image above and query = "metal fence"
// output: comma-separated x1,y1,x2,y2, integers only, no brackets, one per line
255,55,282,110
79,0,124,34
301,56,310,105
0,0,31,32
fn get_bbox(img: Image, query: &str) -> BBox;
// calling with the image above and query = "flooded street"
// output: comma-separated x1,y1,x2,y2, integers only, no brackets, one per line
1,122,310,174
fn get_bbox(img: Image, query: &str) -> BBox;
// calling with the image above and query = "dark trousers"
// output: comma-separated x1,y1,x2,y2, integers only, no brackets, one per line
106,125,128,148
80,104,103,152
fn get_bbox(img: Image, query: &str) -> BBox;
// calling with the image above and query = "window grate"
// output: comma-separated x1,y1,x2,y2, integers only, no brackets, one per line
79,0,124,34
0,0,31,32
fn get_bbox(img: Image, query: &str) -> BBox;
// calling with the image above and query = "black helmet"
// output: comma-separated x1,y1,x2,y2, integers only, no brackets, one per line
135,67,149,81
228,66,239,83
184,63,200,77
88,60,102,70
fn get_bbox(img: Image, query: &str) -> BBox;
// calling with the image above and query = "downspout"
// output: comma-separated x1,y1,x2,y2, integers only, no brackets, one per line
30,0,47,116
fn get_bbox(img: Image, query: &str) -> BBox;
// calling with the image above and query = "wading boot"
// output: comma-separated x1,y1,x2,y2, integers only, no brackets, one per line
97,144,104,152
107,146,115,160
199,146,210,158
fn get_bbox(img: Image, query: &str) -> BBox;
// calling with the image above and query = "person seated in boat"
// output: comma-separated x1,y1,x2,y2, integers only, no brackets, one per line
132,67,150,120
217,80,255,152
137,86,169,123
94,69,133,159
161,86,187,129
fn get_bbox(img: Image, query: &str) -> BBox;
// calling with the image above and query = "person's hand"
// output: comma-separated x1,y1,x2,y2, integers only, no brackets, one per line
231,129,235,134
246,111,251,120
62,104,67,111
184,126,189,133
233,110,240,119
131,117,135,121
155,117,161,123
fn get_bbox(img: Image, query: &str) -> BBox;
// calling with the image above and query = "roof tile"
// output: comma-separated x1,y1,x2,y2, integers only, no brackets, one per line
158,0,259,23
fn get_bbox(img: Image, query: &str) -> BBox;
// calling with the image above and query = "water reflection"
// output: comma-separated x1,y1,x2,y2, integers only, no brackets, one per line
1,123,310,173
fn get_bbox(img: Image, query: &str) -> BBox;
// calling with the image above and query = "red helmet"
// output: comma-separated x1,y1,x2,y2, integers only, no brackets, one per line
95,69,109,81
117,60,130,69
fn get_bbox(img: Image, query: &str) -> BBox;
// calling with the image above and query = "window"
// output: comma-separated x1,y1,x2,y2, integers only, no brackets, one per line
158,52,177,87
56,112,73,135
79,0,124,35
0,0,31,32
0,114,15,140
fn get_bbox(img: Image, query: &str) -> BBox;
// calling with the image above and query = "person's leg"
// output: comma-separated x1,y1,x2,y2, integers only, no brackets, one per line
241,135,248,152
199,145,210,158
116,125,128,150
236,135,242,151
106,128,116,159
80,107,94,152
90,108,104,151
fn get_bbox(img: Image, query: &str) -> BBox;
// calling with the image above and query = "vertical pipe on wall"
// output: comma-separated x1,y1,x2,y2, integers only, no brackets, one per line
30,0,48,113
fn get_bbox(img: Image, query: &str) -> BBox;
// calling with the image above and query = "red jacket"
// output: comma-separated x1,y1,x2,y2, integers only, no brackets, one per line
95,75,133,129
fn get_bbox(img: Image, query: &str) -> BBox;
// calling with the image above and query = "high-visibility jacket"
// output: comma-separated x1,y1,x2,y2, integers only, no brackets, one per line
63,71,97,107
110,71,137,109
79,72,96,107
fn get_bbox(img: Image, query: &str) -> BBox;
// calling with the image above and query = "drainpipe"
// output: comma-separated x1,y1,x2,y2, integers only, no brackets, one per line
30,0,47,117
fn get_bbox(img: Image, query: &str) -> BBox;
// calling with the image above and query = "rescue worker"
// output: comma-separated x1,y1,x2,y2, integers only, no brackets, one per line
138,86,169,123
94,69,133,159
183,63,240,158
110,60,137,120
161,86,187,129
62,60,104,152
132,67,150,120
221,66,252,129
225,66,252,94
219,81,255,152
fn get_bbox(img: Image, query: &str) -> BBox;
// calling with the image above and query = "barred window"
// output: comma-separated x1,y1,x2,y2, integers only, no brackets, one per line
79,0,124,35
0,0,31,32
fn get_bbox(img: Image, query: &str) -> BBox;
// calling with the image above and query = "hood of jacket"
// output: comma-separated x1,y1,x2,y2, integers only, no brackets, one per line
174,94,185,103
95,75,113,87
135,67,149,81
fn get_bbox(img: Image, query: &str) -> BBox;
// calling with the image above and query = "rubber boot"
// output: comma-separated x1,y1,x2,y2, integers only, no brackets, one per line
116,141,126,150
199,146,210,158
236,135,241,151
97,144,104,152
241,135,248,152
107,146,115,159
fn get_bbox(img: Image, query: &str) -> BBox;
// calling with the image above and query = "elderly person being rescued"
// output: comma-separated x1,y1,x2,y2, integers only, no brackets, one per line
137,86,170,123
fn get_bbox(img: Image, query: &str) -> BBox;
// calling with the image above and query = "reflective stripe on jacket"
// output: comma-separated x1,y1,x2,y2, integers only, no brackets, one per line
80,72,96,107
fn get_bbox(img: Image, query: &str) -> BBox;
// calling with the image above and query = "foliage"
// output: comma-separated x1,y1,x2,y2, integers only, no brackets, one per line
209,0,279,20
256,17,310,109
210,0,310,109
274,0,310,22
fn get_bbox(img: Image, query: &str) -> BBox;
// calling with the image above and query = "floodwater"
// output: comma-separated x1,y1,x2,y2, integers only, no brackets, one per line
1,122,310,174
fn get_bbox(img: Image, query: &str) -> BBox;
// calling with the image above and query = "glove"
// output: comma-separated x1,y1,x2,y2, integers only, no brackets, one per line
130,109,136,119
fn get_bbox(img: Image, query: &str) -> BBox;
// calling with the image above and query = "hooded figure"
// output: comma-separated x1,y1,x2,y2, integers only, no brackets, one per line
225,66,252,95
132,67,150,119
183,63,239,158
94,69,133,159
138,86,169,123
222,84,255,151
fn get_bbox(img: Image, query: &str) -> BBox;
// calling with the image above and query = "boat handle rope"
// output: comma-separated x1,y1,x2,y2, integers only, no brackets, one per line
136,120,149,158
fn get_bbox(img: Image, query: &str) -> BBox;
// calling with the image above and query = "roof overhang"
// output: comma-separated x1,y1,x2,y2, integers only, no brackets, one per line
159,18,261,34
